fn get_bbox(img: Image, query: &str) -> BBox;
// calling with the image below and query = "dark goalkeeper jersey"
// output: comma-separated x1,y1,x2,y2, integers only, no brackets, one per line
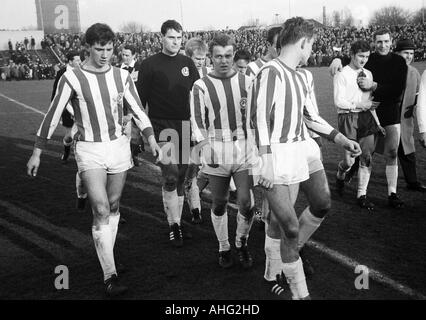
137,52,199,120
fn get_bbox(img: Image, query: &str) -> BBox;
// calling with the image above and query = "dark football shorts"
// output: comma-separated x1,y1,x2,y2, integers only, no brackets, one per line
338,111,380,141
150,118,192,165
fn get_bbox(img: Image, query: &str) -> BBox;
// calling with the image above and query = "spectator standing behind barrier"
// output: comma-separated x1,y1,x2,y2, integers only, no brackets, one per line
394,39,426,192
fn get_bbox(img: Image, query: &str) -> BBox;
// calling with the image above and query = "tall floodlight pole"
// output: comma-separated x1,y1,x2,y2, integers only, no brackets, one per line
423,0,425,24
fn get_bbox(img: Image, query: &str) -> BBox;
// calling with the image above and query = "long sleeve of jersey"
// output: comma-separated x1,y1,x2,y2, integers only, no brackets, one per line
249,66,278,155
124,74,154,139
303,92,339,141
190,81,209,145
136,59,151,108
35,75,74,149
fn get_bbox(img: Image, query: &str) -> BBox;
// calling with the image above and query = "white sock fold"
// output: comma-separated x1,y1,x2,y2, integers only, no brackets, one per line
357,165,372,198
162,188,179,226
264,235,283,281
297,207,323,250
92,224,116,282
187,177,201,211
282,257,309,300
386,165,398,195
211,210,230,252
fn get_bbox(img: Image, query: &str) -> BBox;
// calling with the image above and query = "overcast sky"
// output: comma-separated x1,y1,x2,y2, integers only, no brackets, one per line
0,0,423,31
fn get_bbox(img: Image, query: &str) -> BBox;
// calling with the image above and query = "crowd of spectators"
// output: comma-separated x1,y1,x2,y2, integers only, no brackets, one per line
2,23,426,81
0,37,57,81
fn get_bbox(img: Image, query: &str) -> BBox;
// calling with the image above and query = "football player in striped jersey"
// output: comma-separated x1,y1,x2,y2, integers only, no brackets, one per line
185,38,212,78
184,38,212,223
190,33,258,269
249,17,361,299
245,26,282,80
27,23,162,297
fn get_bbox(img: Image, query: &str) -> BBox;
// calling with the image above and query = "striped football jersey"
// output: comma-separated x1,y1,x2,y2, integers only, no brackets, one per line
248,59,338,155
245,58,268,80
35,66,153,149
191,71,252,143
198,66,212,78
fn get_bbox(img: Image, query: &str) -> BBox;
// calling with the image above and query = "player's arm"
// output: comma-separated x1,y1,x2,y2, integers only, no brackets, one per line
124,75,162,161
329,56,351,76
304,83,361,157
136,59,151,108
27,76,73,177
189,82,212,165
190,82,209,146
250,67,279,189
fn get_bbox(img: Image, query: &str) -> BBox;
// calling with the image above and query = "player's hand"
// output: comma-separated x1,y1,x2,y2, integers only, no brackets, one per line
148,136,162,163
344,140,362,157
357,77,376,91
420,132,426,148
27,153,41,177
370,101,380,110
378,125,386,137
122,115,133,137
329,58,342,76
259,154,274,190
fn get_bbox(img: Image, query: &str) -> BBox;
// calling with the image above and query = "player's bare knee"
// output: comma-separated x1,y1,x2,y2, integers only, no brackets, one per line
386,148,398,160
212,200,227,216
163,175,178,191
283,223,299,240
311,198,331,218
109,200,120,215
360,153,372,167
237,196,251,215
91,203,110,219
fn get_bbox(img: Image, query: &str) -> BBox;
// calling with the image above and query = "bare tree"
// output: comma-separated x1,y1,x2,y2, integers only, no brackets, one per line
342,8,355,27
332,11,341,27
411,9,425,24
119,22,149,33
370,6,410,26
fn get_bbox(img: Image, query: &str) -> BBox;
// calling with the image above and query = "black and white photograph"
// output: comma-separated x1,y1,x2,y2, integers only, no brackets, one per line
0,0,425,308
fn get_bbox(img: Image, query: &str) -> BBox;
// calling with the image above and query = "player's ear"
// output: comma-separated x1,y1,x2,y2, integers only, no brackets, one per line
301,38,306,50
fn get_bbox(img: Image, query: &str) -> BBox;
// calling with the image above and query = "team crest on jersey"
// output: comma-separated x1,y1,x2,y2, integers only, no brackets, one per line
181,67,189,77
240,98,247,110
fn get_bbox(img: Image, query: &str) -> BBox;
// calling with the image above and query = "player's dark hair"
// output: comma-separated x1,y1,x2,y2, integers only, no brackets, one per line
373,28,391,40
350,40,371,55
66,50,80,62
185,38,208,57
123,44,136,55
161,20,183,36
267,27,282,45
279,17,315,47
209,33,236,54
84,23,115,46
234,49,251,62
